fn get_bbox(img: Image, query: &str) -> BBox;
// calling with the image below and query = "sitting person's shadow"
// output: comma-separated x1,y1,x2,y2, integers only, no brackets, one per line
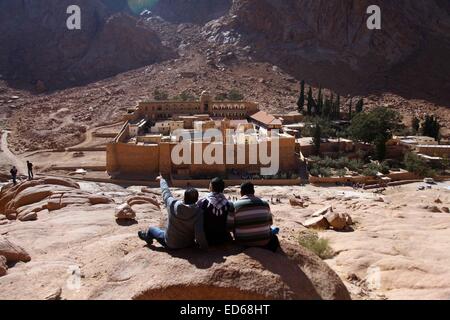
145,242,246,269
145,241,323,299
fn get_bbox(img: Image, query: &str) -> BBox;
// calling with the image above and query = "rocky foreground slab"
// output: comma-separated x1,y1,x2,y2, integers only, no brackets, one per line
0,177,350,300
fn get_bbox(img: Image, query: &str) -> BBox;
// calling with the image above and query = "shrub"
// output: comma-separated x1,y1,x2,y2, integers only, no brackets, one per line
228,89,244,101
404,152,435,177
180,90,196,101
319,167,333,177
215,93,227,101
298,230,334,260
336,168,347,177
153,89,168,101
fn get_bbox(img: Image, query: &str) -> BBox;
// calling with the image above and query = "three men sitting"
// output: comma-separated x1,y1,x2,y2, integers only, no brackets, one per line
138,176,279,252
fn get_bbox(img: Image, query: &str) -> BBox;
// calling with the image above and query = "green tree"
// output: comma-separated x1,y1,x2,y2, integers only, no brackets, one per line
375,134,387,160
421,115,441,141
316,86,323,116
348,98,353,119
334,95,341,120
153,89,168,101
348,107,402,160
228,89,244,101
404,152,435,177
312,123,322,155
297,80,305,113
355,98,364,113
322,95,332,119
307,86,314,116
179,90,196,101
412,116,420,135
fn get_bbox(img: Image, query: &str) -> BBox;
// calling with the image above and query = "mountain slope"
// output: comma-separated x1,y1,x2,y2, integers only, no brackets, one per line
213,0,450,104
0,0,175,90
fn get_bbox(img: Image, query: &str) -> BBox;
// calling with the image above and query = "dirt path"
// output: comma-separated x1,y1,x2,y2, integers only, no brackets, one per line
1,130,27,174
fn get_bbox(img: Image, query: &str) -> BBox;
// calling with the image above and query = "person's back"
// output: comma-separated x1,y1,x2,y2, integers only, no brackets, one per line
160,178,207,249
228,182,273,247
198,178,233,246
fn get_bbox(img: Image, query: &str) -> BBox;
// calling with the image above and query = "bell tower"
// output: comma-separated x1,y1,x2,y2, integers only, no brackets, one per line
200,91,211,114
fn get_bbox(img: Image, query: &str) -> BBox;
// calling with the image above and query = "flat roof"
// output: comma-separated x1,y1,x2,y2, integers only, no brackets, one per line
417,145,450,148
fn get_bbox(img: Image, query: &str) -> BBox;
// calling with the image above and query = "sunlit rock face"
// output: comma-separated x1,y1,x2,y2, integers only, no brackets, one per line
0,0,175,89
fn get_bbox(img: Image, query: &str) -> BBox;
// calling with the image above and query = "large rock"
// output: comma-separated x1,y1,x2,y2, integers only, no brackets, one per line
90,242,350,300
325,212,352,231
0,237,31,264
0,177,112,220
0,255,6,277
303,216,330,230
115,203,136,220
289,198,304,207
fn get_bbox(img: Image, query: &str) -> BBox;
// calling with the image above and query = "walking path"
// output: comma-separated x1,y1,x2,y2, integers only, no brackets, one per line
1,130,27,175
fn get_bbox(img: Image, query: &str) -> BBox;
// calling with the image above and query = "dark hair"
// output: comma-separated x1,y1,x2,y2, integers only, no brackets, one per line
240,182,255,196
184,188,199,205
210,177,225,193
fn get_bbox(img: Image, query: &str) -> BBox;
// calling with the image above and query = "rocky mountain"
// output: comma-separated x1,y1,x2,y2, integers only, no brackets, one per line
210,0,450,104
0,0,175,90
1,0,449,102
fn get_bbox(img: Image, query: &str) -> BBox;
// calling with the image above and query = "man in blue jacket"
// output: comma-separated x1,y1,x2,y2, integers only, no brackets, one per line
138,175,208,250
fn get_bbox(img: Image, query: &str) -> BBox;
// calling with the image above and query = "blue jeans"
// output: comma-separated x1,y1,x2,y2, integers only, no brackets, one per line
146,227,167,247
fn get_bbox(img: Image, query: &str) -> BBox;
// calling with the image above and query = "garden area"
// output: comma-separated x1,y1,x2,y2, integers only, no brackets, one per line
308,156,391,178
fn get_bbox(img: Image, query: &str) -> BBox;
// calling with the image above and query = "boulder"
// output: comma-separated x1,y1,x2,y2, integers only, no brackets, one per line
428,206,442,213
17,210,38,222
312,205,333,217
442,207,450,213
325,212,352,231
0,236,31,264
88,195,113,205
303,216,330,230
115,203,136,220
90,242,350,300
0,255,6,277
289,198,304,207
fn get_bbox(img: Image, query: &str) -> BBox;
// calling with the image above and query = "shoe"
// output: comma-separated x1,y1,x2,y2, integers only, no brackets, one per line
138,231,153,245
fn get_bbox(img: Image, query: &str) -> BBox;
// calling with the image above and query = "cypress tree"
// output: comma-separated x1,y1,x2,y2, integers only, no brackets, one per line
307,86,314,116
348,98,353,119
336,95,341,120
316,86,323,116
412,116,420,135
356,98,364,113
297,80,305,113
313,123,322,155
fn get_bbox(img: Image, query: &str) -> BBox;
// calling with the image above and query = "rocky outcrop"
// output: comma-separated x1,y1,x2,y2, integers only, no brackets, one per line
0,177,113,221
303,205,353,231
91,242,350,300
0,0,175,89
0,255,6,276
0,236,31,264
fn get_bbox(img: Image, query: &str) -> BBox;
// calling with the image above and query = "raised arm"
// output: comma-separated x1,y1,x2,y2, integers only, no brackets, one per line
160,178,176,208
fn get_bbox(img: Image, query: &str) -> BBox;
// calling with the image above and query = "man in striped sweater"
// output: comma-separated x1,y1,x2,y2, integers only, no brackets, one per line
227,182,279,252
